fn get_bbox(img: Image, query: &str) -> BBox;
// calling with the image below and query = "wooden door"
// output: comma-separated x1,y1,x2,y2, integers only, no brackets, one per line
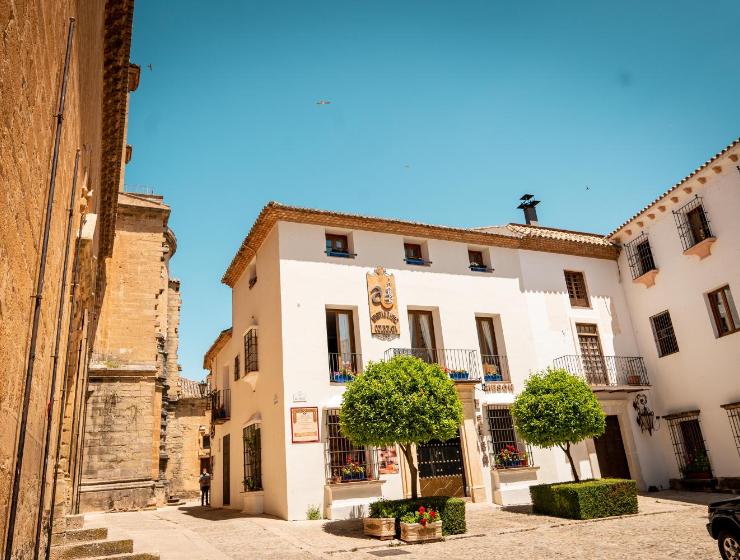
416,432,466,498
577,323,607,384
593,416,631,479
222,434,230,505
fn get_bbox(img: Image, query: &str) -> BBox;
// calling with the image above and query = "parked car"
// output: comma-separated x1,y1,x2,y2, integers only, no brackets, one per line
707,497,740,559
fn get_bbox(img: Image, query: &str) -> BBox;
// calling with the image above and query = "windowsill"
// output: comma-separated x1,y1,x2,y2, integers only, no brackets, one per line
326,479,386,488
569,302,591,309
326,251,356,259
469,266,494,273
404,259,432,266
657,350,679,359
240,489,264,495
683,236,716,260
242,371,259,390
633,268,659,288
717,328,740,339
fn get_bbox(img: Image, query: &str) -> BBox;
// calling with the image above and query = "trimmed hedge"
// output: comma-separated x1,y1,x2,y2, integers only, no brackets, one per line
369,496,466,535
530,478,638,519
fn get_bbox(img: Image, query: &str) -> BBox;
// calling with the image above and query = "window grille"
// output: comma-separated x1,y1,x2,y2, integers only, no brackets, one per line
244,329,258,372
564,271,589,307
202,435,210,449
325,408,375,481
242,424,262,491
665,412,712,477
673,196,713,251
234,354,240,381
485,406,532,468
721,403,740,458
624,233,657,279
649,310,679,357
707,285,740,337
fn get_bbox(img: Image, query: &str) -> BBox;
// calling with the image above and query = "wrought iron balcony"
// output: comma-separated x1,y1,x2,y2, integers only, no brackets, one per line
552,355,650,388
385,348,481,381
328,352,362,383
481,354,513,392
211,388,231,423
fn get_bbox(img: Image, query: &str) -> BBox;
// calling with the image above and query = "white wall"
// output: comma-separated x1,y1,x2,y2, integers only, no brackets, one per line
615,162,740,482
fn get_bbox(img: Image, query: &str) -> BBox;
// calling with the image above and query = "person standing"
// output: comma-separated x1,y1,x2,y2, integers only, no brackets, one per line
199,469,211,506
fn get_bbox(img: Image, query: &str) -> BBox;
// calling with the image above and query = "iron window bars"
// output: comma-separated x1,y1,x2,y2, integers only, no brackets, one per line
242,424,262,491
564,270,589,307
211,389,230,421
649,310,679,357
673,195,713,251
721,402,740,458
244,329,258,373
485,406,532,468
624,232,657,280
665,411,712,478
233,354,240,381
325,408,377,482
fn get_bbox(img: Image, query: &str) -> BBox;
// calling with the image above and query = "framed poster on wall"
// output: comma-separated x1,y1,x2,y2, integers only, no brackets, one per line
290,406,320,443
377,445,400,474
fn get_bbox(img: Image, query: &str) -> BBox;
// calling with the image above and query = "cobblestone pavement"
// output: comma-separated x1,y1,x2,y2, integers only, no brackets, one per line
87,491,728,560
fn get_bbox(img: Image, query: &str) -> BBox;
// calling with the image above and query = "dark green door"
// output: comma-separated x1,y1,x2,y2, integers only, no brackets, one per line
223,434,230,505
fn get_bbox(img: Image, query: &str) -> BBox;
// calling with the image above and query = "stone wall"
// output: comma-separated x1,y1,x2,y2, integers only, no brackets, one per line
167,397,211,498
0,1,134,556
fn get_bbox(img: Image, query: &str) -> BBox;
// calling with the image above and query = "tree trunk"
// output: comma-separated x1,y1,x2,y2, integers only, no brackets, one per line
559,442,580,482
399,443,419,499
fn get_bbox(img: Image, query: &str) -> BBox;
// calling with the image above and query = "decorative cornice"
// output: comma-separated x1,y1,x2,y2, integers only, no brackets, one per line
222,202,618,287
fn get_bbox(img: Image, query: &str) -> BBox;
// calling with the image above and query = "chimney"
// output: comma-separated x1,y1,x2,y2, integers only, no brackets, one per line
517,194,540,225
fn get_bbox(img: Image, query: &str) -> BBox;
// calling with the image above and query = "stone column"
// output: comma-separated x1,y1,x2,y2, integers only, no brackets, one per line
455,381,486,502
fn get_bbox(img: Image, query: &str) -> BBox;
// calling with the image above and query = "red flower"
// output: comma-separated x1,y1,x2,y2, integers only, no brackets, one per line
420,518,427,526
430,511,436,518
418,506,425,514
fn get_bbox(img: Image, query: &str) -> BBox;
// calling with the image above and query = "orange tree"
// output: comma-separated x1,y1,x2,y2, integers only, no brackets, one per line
340,355,463,499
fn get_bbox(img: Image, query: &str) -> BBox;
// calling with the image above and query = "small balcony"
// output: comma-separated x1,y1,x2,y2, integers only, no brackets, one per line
328,352,362,383
385,348,481,381
553,355,650,390
481,355,513,392
211,389,231,423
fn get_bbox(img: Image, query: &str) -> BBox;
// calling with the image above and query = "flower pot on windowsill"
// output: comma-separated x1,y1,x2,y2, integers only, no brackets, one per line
363,517,396,540
626,375,642,386
449,371,469,381
399,521,442,543
332,373,354,383
484,373,503,382
341,472,367,482
685,471,712,480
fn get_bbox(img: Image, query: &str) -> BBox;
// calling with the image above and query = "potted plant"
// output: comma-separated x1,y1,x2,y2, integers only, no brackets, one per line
363,500,396,540
445,368,469,381
399,506,442,543
484,372,503,382
626,374,642,385
682,452,712,479
497,444,522,468
341,460,366,482
332,364,356,383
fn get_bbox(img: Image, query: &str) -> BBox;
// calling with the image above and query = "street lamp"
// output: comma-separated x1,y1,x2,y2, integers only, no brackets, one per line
198,379,209,399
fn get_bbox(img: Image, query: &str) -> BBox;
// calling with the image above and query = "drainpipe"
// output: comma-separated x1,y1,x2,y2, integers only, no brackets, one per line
4,18,75,560
73,319,94,514
44,214,85,560
67,312,88,514
34,150,80,560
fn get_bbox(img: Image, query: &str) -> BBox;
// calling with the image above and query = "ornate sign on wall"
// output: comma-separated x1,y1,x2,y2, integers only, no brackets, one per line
290,407,320,443
366,266,400,337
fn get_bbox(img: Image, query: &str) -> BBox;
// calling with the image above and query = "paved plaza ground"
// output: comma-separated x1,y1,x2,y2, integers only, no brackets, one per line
87,491,729,559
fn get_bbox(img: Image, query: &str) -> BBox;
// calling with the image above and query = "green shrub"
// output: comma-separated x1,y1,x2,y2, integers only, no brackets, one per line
306,504,322,520
369,496,466,535
530,478,638,519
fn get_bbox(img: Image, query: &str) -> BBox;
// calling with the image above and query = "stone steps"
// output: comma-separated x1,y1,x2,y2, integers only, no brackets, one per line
52,527,109,546
50,538,133,559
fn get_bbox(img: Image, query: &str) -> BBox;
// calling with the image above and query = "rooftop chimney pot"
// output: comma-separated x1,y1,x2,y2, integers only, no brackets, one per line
517,194,540,225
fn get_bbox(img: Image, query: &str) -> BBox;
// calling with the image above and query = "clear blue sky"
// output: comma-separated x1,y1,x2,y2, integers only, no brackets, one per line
125,0,740,380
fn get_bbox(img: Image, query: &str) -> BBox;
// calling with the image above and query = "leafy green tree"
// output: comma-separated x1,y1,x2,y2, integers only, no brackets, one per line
340,355,463,498
512,368,605,482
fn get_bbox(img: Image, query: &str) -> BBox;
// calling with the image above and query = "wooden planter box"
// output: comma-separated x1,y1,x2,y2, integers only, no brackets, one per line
363,517,395,540
400,520,442,543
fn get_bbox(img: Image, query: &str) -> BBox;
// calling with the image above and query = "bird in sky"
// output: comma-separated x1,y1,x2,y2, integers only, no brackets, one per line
316,100,331,105
147,63,153,71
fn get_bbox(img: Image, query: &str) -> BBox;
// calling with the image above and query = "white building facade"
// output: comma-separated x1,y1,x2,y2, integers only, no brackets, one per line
205,138,740,520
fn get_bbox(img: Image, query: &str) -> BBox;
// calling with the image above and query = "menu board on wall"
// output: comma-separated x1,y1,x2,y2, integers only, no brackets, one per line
290,407,320,443
377,445,400,474
366,266,400,337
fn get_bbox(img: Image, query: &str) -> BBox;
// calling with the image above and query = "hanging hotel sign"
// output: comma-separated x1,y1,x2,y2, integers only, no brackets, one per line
290,407,320,443
366,266,400,337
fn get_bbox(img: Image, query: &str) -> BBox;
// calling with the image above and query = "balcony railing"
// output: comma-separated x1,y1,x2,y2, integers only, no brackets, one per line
481,354,509,382
211,389,231,422
385,348,481,381
328,352,362,383
553,355,650,387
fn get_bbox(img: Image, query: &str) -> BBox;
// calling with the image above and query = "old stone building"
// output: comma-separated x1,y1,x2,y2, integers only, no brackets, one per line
0,0,137,557
79,192,210,511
